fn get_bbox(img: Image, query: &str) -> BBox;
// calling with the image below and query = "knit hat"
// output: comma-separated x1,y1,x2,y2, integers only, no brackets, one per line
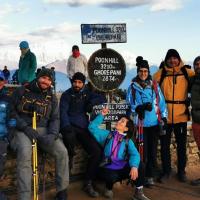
193,56,200,69
136,56,149,73
164,49,181,63
72,45,79,51
37,68,54,81
19,41,29,49
0,71,5,81
72,72,86,83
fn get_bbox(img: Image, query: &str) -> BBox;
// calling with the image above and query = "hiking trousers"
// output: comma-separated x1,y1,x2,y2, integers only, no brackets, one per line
11,128,69,200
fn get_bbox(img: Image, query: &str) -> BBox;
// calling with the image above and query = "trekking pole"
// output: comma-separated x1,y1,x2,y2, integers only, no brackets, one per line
137,119,144,162
32,111,39,200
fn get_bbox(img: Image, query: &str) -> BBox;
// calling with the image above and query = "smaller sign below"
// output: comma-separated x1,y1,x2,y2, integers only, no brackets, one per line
92,103,130,122
81,24,127,44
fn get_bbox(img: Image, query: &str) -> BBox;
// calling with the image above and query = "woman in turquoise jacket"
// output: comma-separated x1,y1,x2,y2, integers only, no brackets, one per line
126,56,167,186
88,108,151,200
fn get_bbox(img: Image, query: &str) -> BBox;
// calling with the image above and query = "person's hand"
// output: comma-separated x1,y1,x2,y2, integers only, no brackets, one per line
60,125,74,135
144,102,152,111
135,105,145,120
24,127,38,141
161,117,168,130
38,134,57,146
129,167,138,181
101,107,109,116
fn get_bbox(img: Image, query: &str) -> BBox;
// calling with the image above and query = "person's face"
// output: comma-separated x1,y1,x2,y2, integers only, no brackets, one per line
115,117,128,133
0,79,5,90
194,60,200,74
20,48,27,55
72,79,84,92
138,68,149,81
166,57,180,68
38,76,52,90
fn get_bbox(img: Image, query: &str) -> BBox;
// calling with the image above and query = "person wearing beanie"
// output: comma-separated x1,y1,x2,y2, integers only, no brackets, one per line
66,45,88,80
10,70,69,200
127,56,167,188
18,40,37,85
153,49,195,183
60,72,106,197
190,56,200,186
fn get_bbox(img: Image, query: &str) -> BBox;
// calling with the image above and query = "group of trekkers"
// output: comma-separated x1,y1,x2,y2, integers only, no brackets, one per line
0,40,200,200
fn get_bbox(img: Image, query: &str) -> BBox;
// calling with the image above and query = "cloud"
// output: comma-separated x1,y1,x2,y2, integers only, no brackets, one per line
151,0,182,11
44,0,184,11
0,22,80,70
0,3,29,17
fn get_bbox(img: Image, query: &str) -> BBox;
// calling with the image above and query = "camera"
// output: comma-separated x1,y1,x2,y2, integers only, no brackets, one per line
99,157,112,167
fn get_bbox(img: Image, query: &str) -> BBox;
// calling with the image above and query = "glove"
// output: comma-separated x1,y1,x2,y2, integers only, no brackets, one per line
24,127,39,141
135,105,145,120
38,134,57,146
161,117,168,130
144,102,152,111
60,125,74,135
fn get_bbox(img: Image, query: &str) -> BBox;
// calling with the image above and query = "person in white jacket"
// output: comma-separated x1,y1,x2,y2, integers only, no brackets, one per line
66,45,88,81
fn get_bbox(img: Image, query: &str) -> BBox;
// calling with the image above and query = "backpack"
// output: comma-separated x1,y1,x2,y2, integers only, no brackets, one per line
103,132,129,160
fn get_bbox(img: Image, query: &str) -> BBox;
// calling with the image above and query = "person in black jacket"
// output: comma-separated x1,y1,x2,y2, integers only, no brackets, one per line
60,72,105,198
10,69,69,200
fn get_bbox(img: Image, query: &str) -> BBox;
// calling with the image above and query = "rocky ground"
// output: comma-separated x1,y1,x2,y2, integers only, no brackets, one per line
7,165,200,200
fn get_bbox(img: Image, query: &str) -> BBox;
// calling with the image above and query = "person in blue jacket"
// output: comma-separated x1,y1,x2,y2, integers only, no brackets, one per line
126,56,168,185
88,107,151,200
0,72,16,200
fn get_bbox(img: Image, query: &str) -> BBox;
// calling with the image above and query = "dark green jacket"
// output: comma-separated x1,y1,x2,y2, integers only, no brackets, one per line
18,50,37,84
190,74,200,123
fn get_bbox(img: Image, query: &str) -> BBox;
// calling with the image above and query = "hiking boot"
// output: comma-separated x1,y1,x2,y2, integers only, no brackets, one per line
0,191,8,200
177,173,187,182
83,181,99,197
55,189,67,200
144,177,155,187
191,178,200,186
103,188,113,199
158,173,170,183
132,188,151,200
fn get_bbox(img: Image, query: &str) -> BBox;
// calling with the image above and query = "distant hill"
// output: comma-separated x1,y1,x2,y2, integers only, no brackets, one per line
8,65,158,92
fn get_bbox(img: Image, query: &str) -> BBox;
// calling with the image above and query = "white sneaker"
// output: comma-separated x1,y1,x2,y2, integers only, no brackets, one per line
103,188,113,199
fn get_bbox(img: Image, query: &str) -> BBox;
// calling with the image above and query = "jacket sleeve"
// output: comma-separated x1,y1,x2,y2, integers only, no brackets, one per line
88,114,110,146
82,55,88,79
128,139,140,168
11,87,29,130
126,85,138,112
157,85,168,118
153,70,162,83
47,95,59,135
66,57,72,78
59,91,71,129
27,53,37,81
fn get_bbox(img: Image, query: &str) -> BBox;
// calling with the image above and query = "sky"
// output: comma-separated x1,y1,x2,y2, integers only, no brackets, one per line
0,0,199,73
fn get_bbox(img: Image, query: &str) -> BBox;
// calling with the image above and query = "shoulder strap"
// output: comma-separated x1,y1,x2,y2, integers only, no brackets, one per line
152,80,161,122
159,67,167,87
131,83,136,102
181,66,189,84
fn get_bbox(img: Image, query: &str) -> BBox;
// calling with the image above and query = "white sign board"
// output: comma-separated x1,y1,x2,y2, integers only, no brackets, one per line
81,24,127,44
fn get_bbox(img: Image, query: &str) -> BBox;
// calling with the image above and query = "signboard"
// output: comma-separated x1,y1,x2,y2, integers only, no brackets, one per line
81,24,127,44
88,48,126,92
92,103,130,122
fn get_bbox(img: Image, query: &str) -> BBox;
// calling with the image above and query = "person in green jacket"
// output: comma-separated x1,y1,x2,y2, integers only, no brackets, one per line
18,41,37,85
